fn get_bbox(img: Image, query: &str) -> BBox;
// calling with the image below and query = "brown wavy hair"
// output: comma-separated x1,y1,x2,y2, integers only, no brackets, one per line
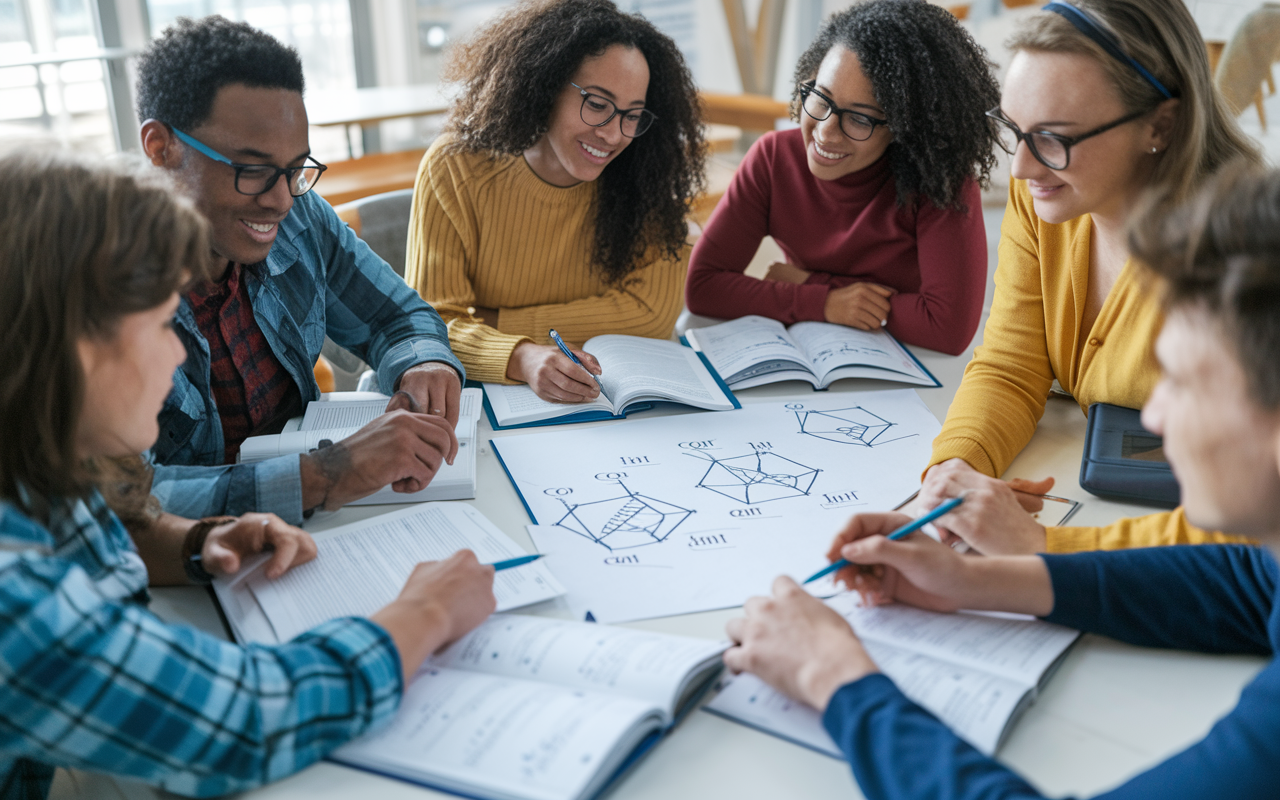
442,0,706,283
0,151,211,508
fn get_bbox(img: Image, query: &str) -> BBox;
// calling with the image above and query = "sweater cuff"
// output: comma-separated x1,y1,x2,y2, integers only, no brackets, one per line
446,318,532,384
793,282,832,322
925,437,997,480
1039,553,1104,628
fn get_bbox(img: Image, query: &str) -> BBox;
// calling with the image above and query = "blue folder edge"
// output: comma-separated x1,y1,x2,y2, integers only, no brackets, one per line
490,440,540,524
679,331,941,390
323,660,724,800
475,344,740,431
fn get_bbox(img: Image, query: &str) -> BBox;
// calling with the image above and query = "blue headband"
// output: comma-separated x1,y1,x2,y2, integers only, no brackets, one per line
1043,2,1177,100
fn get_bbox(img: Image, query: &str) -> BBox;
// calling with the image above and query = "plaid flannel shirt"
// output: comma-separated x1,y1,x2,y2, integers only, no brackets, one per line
0,491,402,799
150,190,465,525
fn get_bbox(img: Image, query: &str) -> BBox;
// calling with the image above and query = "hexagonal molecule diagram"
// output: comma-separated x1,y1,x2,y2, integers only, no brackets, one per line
555,483,693,550
793,406,910,447
690,449,820,505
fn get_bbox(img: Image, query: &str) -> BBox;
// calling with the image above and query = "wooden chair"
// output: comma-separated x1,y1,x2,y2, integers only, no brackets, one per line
314,149,426,207
1213,6,1280,133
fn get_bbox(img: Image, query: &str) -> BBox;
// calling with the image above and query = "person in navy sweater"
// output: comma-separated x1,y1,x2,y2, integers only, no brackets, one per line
724,163,1280,799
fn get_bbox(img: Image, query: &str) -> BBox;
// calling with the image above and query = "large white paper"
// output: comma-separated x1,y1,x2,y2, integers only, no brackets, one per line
219,503,565,644
494,391,941,622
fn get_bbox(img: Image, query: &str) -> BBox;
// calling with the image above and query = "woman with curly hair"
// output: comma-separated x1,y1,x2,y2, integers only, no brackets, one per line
684,0,999,356
406,0,705,402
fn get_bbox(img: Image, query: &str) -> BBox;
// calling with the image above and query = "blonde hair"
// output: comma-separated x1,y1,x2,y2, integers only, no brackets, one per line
1009,0,1261,202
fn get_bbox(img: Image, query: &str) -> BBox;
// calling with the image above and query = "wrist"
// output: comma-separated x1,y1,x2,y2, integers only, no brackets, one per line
506,342,533,382
182,516,237,584
798,645,878,710
371,598,452,677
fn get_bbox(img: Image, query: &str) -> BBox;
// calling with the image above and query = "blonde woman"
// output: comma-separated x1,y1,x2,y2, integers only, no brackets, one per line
913,0,1262,554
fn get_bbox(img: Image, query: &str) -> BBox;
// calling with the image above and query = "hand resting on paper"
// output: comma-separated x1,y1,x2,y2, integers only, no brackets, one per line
823,281,896,331
824,513,1055,617
506,341,603,403
724,576,878,710
916,459,1052,555
370,549,498,680
202,513,317,580
298,407,459,512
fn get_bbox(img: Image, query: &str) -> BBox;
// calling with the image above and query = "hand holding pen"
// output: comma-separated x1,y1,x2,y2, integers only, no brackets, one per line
506,335,604,403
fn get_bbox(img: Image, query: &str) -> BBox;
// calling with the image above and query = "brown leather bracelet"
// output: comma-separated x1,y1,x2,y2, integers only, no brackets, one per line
181,516,237,584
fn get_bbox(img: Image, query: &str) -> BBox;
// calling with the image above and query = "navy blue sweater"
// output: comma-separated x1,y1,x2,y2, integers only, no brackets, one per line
822,545,1280,799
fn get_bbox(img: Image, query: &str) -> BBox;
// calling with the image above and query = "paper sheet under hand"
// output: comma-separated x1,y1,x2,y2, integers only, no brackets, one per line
226,503,565,644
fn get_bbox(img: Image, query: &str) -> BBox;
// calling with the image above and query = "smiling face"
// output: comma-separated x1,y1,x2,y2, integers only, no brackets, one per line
523,44,650,187
1142,306,1280,539
799,46,892,181
75,294,188,459
1000,50,1164,225
158,83,310,265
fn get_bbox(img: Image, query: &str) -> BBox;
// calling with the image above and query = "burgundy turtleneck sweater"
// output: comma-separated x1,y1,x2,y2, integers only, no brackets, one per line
685,128,986,356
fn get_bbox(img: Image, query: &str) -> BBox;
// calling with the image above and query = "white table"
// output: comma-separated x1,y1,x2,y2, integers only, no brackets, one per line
141,345,1267,800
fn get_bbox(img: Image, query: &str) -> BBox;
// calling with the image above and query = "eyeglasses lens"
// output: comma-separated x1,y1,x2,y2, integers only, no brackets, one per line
580,94,654,137
1028,134,1068,170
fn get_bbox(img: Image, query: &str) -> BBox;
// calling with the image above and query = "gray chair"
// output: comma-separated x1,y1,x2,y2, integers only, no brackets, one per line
323,189,416,391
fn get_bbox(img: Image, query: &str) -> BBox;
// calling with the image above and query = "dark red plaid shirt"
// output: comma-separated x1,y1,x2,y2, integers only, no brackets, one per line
186,264,302,463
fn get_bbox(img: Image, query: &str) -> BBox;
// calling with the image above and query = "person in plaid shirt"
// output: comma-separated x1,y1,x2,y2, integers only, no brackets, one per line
0,153,496,798
135,16,468,525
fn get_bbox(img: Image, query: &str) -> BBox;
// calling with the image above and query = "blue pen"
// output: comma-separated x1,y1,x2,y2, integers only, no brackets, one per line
548,328,607,396
489,554,545,572
802,495,966,585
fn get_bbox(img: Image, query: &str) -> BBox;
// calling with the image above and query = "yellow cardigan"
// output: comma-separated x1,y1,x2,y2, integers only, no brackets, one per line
405,135,688,383
930,180,1243,552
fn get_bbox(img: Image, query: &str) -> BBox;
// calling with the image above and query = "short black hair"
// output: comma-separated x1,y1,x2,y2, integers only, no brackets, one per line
1130,162,1280,410
136,15,305,131
792,0,1001,210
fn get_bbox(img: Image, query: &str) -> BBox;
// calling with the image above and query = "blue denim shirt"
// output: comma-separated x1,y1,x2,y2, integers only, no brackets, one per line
0,491,402,799
150,191,464,524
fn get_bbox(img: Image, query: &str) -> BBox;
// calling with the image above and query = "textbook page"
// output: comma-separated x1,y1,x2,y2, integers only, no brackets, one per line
482,382,616,425
232,503,565,644
705,640,1031,757
496,391,940,622
682,315,814,386
788,322,934,385
430,614,725,720
331,666,663,800
586,335,735,410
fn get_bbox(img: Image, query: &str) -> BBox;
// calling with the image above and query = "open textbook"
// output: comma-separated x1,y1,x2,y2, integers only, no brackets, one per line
684,315,939,390
329,615,725,800
705,592,1080,756
482,335,738,429
212,503,565,645
238,388,482,503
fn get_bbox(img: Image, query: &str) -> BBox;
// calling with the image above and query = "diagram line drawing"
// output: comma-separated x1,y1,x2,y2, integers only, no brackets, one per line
554,482,693,550
791,406,916,447
686,448,821,505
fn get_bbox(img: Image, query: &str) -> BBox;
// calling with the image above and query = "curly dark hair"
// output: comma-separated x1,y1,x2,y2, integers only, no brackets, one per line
792,0,1000,210
443,0,706,283
135,15,304,130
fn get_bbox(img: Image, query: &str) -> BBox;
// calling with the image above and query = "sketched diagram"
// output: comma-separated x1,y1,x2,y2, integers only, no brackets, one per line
554,483,693,550
687,449,820,505
792,405,915,447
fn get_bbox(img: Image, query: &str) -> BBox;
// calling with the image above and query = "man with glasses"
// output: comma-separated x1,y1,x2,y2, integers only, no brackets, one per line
135,16,466,523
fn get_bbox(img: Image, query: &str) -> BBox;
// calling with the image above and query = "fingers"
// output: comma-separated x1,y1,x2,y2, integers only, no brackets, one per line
828,512,912,562
438,379,461,428
1008,476,1055,513
865,283,897,298
534,354,600,403
385,390,419,414
574,349,603,376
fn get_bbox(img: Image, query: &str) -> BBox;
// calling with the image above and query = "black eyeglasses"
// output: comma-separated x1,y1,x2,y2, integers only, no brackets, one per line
797,82,888,142
571,83,657,138
986,107,1149,170
172,128,327,197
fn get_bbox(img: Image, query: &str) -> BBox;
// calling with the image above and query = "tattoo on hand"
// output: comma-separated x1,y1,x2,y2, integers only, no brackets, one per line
311,442,352,511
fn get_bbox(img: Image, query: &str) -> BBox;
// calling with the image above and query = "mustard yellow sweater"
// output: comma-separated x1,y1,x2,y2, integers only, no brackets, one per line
405,135,688,383
930,180,1244,552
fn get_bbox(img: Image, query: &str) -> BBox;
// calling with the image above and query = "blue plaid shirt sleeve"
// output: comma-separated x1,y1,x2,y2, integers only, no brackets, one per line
0,549,403,797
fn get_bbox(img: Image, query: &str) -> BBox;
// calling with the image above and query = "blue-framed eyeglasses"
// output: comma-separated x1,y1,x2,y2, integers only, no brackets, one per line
171,128,327,197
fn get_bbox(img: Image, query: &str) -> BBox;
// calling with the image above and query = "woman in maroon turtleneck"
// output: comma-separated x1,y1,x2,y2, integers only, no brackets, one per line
686,0,1001,356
